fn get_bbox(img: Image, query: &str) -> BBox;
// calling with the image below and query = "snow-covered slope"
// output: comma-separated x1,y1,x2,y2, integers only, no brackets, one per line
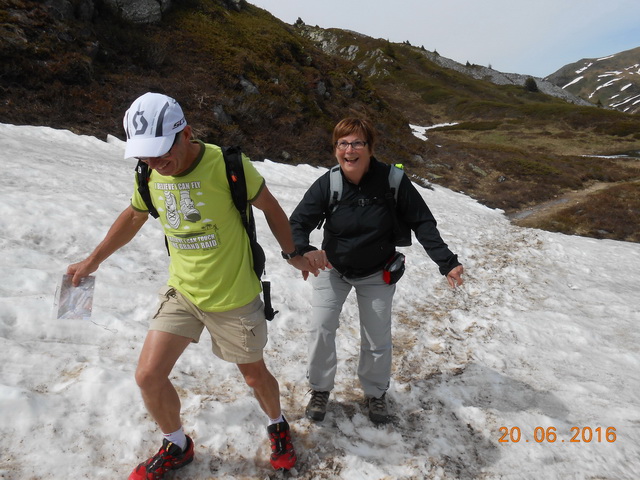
1,124,639,479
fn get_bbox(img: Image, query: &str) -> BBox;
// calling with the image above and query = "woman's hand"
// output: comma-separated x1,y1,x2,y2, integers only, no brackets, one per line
301,250,332,280
446,265,464,288
287,255,318,279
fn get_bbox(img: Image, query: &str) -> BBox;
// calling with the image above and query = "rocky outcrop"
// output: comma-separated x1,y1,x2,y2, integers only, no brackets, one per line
424,52,591,107
100,0,172,23
45,0,95,20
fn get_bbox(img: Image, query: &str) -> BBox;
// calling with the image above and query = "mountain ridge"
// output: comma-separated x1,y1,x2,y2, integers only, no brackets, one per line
297,23,591,109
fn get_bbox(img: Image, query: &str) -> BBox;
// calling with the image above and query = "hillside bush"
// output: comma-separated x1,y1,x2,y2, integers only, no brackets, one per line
420,88,454,103
455,99,514,118
595,121,640,137
486,179,562,210
498,157,562,176
517,103,575,119
524,77,539,92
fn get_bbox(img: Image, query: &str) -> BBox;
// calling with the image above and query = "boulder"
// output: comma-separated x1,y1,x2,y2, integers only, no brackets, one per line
100,0,173,24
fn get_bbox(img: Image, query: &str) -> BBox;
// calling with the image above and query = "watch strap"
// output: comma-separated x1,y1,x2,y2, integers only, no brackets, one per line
281,249,300,260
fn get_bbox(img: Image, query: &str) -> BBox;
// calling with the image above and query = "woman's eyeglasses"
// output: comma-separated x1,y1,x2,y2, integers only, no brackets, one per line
335,140,367,151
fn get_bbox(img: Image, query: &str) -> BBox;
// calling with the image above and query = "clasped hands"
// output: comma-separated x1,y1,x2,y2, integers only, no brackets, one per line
294,250,332,281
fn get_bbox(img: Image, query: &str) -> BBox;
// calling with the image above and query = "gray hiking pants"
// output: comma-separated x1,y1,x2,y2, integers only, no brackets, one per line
308,268,396,398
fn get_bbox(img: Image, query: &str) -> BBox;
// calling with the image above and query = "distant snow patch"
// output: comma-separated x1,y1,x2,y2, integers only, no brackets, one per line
575,63,593,74
563,76,583,89
410,123,459,141
590,78,622,98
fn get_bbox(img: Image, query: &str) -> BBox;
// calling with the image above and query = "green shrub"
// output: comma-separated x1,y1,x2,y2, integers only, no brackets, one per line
456,100,513,117
498,157,562,176
524,77,539,92
595,121,640,137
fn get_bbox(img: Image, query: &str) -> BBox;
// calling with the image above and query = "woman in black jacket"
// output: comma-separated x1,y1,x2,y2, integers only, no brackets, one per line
289,117,464,424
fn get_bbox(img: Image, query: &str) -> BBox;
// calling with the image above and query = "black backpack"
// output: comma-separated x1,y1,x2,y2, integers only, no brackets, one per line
135,146,277,320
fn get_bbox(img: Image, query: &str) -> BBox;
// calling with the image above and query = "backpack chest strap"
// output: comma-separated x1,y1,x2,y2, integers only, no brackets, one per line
340,196,388,207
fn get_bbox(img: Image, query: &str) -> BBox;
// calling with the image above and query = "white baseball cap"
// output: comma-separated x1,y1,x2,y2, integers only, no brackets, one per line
123,92,187,159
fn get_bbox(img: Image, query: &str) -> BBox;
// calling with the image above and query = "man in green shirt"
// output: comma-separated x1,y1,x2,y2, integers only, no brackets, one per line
68,93,317,479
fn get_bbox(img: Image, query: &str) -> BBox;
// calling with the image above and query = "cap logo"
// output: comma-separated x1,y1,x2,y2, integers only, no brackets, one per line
132,111,149,135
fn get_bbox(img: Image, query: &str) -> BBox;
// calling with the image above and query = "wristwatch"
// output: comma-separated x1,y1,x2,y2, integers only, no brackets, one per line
281,249,300,260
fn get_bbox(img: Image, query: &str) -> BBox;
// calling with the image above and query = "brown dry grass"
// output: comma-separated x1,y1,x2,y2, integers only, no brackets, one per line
514,180,640,242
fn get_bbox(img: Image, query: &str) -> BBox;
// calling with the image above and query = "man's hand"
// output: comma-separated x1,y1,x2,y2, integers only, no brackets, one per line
67,259,99,287
446,265,464,288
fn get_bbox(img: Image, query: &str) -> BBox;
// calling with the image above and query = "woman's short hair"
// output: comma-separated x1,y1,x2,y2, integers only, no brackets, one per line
332,117,376,152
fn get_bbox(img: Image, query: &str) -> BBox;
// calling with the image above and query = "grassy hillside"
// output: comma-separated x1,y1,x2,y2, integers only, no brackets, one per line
1,0,639,242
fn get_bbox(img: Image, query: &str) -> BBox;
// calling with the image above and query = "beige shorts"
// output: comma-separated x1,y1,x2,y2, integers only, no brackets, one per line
150,286,267,364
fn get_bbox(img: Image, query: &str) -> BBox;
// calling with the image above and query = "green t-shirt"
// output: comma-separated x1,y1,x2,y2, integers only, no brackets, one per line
131,141,265,312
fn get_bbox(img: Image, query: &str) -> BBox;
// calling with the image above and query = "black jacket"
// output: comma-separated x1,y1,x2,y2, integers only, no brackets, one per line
290,157,460,278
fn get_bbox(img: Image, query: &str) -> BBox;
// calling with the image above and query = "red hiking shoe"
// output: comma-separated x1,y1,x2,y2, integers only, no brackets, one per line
267,418,297,470
128,436,194,479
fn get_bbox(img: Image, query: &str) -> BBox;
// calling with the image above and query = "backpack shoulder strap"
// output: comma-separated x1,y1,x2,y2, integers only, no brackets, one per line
136,160,170,253
221,145,266,274
316,165,342,230
136,160,159,218
327,165,343,214
386,163,412,247
388,164,404,203
221,145,250,230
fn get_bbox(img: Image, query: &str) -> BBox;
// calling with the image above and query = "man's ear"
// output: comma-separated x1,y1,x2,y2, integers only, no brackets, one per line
183,125,193,141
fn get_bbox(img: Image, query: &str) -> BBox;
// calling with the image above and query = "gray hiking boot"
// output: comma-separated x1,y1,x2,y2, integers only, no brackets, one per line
305,390,330,421
367,393,390,424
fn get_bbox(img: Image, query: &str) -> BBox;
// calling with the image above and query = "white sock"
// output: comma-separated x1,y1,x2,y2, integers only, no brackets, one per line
268,413,284,426
163,427,187,451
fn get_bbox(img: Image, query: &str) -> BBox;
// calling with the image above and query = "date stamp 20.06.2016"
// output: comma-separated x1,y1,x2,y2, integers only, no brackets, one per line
499,426,617,444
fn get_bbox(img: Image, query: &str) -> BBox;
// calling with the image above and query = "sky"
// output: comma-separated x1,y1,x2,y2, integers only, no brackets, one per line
249,0,640,78
1,122,639,478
